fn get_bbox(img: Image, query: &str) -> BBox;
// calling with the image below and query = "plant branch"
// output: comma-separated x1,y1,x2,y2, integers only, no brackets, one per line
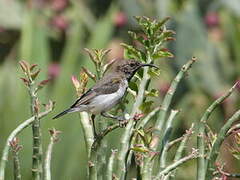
154,149,199,180
141,58,196,180
197,83,237,180
0,105,54,180
160,110,179,170
10,138,22,180
150,57,196,151
44,129,61,180
205,109,240,180
137,107,160,129
115,54,152,179
79,112,94,157
106,149,117,180
29,82,43,180
168,124,194,180
92,123,120,150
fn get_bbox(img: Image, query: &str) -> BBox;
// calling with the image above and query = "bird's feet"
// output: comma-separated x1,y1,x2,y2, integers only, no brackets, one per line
116,116,129,127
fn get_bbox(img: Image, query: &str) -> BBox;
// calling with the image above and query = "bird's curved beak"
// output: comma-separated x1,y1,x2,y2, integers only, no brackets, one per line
141,63,159,69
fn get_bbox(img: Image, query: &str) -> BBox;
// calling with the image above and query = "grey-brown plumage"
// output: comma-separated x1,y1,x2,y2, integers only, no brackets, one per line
53,59,157,119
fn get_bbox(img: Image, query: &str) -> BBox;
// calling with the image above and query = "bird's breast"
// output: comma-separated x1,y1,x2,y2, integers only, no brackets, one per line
89,80,128,114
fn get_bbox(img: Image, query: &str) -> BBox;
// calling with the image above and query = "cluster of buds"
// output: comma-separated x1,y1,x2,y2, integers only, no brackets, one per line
49,128,61,143
10,138,22,153
19,60,50,92
19,60,51,114
122,16,175,62
71,70,89,97
84,48,113,78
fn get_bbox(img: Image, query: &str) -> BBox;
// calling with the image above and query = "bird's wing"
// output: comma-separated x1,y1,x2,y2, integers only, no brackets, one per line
70,77,122,108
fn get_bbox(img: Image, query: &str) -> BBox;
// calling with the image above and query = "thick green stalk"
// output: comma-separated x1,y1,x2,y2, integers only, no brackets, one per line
44,129,60,180
115,55,152,179
106,150,117,180
12,149,21,180
150,58,196,151
44,138,54,180
89,123,119,180
137,107,160,129
169,124,194,180
160,110,179,170
29,82,42,180
205,109,240,179
197,83,237,180
79,112,94,157
0,109,53,180
141,58,196,179
79,112,95,179
154,149,199,180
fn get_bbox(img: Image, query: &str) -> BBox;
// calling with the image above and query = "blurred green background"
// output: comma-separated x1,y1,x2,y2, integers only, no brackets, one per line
0,0,240,179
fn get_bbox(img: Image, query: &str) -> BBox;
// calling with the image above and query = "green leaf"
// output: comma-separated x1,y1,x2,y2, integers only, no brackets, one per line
146,89,159,97
153,49,174,59
129,81,139,93
139,101,154,114
131,146,149,153
152,17,171,34
121,43,141,60
148,68,161,77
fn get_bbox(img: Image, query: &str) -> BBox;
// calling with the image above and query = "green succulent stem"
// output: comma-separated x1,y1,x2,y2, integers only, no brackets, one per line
0,108,53,180
115,54,152,179
12,148,21,180
205,109,240,180
197,83,237,180
29,81,42,180
141,58,196,179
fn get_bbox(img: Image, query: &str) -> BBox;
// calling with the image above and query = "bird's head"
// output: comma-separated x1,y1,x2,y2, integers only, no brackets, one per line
111,59,158,80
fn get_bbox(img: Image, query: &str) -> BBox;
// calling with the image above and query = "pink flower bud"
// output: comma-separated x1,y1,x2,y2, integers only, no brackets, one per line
51,0,68,11
71,75,80,90
51,15,68,31
205,12,219,28
48,63,60,79
114,12,128,27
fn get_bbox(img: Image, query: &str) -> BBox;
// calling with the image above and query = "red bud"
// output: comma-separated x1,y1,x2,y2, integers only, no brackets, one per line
19,60,30,73
30,64,38,71
20,77,29,86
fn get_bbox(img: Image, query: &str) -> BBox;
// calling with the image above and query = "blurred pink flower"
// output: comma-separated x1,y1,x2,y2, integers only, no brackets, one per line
51,0,68,11
205,12,219,28
114,12,128,27
51,15,69,31
48,63,60,79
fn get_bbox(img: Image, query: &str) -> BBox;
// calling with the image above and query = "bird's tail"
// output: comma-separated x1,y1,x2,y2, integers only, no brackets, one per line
52,108,76,119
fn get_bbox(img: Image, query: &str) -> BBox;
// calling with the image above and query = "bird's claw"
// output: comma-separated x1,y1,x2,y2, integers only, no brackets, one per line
118,118,129,127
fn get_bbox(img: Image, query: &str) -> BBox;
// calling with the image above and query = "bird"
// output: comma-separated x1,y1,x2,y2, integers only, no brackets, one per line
52,59,158,121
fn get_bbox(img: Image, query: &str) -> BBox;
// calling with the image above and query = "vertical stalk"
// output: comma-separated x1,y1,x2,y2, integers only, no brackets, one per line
10,139,22,180
205,110,240,180
141,58,196,180
0,109,53,180
44,129,60,180
197,83,237,180
12,151,21,180
44,137,54,180
160,110,179,170
29,82,42,180
115,54,152,179
106,150,117,180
